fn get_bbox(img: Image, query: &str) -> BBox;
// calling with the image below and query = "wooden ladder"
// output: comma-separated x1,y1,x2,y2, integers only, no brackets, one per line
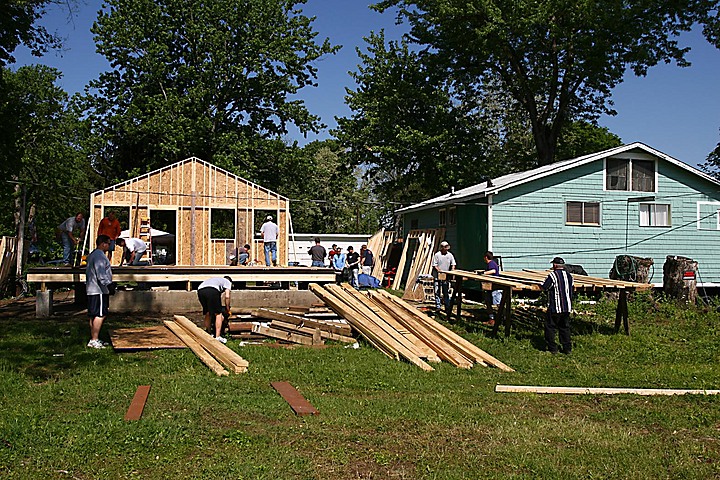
139,217,153,265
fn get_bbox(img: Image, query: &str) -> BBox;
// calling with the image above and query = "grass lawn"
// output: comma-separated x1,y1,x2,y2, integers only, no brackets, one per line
1,292,719,479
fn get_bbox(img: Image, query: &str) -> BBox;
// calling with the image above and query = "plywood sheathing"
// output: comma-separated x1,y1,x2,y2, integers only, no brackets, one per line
89,157,289,266
392,228,445,291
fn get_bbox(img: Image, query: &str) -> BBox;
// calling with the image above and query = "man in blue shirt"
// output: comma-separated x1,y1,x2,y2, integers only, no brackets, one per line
482,251,501,326
542,257,574,354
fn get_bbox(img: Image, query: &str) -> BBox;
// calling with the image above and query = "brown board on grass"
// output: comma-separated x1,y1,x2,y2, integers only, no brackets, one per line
110,326,186,350
271,381,319,416
124,385,151,421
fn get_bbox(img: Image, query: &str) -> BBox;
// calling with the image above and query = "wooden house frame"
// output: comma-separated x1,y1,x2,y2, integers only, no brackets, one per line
88,157,289,266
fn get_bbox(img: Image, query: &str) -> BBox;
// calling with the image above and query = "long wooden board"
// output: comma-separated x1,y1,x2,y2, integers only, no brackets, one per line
252,325,318,345
495,385,720,396
173,315,249,373
271,381,319,415
124,385,151,421
252,308,352,336
164,320,229,376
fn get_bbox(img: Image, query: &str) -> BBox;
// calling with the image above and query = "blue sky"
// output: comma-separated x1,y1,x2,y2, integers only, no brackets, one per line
13,0,720,168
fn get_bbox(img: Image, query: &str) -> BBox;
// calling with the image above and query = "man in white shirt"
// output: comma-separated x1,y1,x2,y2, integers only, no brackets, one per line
431,241,457,312
260,215,279,266
116,237,148,265
197,276,233,343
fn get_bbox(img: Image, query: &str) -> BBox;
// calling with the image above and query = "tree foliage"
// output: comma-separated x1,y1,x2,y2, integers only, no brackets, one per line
335,31,498,209
0,65,95,254
82,0,338,183
376,0,716,166
0,0,61,67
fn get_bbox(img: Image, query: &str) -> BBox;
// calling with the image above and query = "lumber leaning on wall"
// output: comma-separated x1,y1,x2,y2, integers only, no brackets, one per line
495,385,720,396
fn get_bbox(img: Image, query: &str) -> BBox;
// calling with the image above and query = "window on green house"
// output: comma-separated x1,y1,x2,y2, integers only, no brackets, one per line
448,207,456,225
566,201,600,226
606,158,655,192
639,203,670,227
410,218,418,229
439,208,446,226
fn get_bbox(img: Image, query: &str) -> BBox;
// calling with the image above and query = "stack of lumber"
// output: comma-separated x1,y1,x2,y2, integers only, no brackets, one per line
366,229,396,280
164,315,249,376
0,236,17,295
310,283,514,372
391,228,445,298
228,307,355,346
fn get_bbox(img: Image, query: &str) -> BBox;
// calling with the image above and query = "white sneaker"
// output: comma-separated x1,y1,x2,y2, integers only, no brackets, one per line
87,339,106,349
216,336,227,344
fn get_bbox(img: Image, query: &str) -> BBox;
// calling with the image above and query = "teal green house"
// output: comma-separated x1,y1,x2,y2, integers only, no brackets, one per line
396,143,720,285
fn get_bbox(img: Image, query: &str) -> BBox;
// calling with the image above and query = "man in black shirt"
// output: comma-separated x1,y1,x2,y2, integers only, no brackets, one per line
346,246,360,288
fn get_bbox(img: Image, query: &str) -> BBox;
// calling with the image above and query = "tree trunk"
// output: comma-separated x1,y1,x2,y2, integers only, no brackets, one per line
663,255,698,304
609,255,654,283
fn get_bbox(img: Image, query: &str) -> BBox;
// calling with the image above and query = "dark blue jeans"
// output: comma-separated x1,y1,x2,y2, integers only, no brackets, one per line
434,279,451,310
545,312,571,353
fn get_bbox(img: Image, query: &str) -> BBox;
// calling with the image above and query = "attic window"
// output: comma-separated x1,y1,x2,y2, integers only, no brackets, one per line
606,158,656,192
566,201,600,226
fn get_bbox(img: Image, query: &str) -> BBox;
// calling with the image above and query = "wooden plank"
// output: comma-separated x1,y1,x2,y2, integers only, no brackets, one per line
270,381,319,416
164,320,229,376
124,385,151,421
269,320,356,343
375,290,514,372
173,315,249,372
228,321,256,332
495,385,720,396
252,325,317,345
368,291,474,369
110,326,186,350
252,308,352,336
448,269,537,290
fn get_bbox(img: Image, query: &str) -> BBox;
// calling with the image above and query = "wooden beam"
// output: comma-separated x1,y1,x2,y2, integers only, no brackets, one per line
495,385,720,396
270,381,319,415
173,315,249,373
124,385,151,421
164,321,229,376
252,324,319,345
252,308,352,336
269,320,355,343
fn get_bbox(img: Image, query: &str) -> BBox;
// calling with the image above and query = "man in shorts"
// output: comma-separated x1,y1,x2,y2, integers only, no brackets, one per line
85,234,113,348
197,276,233,344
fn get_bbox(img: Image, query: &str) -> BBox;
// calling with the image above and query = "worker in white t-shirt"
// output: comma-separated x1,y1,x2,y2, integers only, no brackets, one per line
116,237,148,266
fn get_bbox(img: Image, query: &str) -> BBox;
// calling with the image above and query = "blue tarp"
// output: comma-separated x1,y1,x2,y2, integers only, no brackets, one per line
358,273,381,288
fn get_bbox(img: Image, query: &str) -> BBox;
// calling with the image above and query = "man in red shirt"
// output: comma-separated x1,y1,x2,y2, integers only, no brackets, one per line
97,211,122,262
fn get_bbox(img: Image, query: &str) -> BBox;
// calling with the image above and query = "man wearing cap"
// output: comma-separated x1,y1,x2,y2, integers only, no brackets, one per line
542,257,574,354
260,215,279,266
431,241,456,312
346,246,360,288
360,244,374,276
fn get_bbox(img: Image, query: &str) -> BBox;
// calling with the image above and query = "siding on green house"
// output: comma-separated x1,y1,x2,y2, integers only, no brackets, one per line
402,204,488,270
491,157,720,282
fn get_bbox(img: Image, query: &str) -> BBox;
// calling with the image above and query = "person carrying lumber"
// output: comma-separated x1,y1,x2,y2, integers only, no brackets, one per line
197,276,233,344
542,257,574,355
85,234,114,349
431,241,456,312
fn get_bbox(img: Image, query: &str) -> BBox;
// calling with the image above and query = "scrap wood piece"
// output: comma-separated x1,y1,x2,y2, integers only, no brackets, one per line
368,291,474,369
173,315,248,373
164,321,229,376
252,324,320,346
110,325,186,350
270,320,355,343
228,321,256,333
252,308,352,336
495,385,720,396
376,290,514,372
319,284,434,372
341,285,441,363
124,385,151,421
309,283,399,361
271,381,319,416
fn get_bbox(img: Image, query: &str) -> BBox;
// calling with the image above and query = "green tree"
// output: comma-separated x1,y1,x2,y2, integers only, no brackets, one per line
701,11,720,178
335,31,498,209
0,0,62,67
82,0,338,184
376,0,715,166
277,140,381,234
0,65,95,258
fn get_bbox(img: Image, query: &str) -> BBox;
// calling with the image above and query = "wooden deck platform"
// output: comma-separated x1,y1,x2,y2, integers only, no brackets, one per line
27,265,336,290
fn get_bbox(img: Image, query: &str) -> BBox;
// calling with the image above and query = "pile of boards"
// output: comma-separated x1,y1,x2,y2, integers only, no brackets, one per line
228,306,355,346
164,315,249,376
392,228,445,299
310,283,514,372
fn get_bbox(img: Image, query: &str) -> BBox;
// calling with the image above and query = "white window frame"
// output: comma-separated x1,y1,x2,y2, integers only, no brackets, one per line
695,201,720,230
603,155,658,193
565,201,601,226
639,203,671,227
